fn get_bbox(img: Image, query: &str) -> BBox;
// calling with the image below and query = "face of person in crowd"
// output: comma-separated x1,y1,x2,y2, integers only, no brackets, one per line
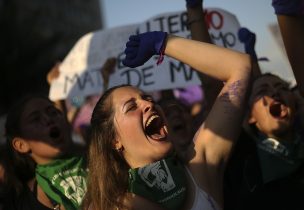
13,98,71,164
111,86,172,168
248,75,296,138
160,100,193,148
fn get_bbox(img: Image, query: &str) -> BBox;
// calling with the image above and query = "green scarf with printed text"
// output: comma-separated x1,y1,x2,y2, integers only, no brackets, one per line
36,156,87,210
128,156,187,210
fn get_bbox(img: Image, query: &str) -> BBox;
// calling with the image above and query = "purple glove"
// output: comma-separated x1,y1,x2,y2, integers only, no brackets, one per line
122,31,168,68
186,0,202,8
272,0,304,16
238,27,258,61
173,85,204,106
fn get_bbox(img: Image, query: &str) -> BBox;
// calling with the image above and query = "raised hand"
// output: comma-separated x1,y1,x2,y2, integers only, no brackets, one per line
122,31,167,68
272,0,304,16
185,0,202,8
238,27,257,61
101,57,116,90
47,62,61,85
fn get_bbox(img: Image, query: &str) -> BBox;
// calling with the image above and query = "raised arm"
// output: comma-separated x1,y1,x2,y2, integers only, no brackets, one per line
164,35,251,83
46,62,69,117
272,0,304,97
186,0,212,43
165,36,251,206
238,27,262,78
186,0,223,115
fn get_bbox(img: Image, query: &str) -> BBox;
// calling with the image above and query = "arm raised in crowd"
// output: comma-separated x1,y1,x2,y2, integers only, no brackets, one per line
272,0,304,97
238,27,262,78
186,0,223,112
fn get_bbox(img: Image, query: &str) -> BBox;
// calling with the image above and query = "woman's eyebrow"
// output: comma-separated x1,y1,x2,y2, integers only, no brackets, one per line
274,82,287,88
122,98,135,111
142,94,152,98
26,111,39,120
257,84,268,89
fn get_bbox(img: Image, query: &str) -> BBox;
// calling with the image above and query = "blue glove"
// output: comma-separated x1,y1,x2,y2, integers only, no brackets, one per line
272,0,304,16
238,27,257,61
186,0,202,8
122,31,168,68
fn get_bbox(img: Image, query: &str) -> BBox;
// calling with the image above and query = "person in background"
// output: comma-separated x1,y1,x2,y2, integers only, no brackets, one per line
4,94,87,210
224,72,304,210
223,18,304,210
183,1,304,209
157,92,194,162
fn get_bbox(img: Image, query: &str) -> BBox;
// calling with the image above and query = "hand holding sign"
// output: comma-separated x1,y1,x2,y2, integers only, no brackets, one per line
101,57,116,90
123,31,168,68
47,62,61,85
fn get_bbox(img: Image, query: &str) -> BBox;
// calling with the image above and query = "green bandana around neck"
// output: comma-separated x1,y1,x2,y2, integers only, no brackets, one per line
256,134,304,183
36,156,87,210
128,156,187,210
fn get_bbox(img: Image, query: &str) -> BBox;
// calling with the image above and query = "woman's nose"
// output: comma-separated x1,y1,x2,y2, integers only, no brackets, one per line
142,100,153,113
270,88,280,98
41,113,54,125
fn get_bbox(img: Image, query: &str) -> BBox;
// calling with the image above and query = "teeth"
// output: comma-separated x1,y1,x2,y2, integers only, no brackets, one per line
146,115,159,127
164,125,168,134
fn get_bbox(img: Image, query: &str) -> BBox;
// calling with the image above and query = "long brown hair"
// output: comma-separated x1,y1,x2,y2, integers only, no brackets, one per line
83,85,130,210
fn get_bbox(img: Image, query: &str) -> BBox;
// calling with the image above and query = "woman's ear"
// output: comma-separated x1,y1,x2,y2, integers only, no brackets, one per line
113,138,123,152
12,137,30,154
246,106,257,125
248,114,257,124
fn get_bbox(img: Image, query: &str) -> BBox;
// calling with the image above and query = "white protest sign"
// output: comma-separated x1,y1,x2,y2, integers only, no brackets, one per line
137,8,244,50
49,24,138,100
109,8,244,91
49,8,244,101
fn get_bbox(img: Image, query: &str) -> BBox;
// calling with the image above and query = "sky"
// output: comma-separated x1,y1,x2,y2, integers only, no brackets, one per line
100,0,295,84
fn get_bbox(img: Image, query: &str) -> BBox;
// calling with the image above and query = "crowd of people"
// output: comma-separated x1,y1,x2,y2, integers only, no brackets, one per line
1,0,304,209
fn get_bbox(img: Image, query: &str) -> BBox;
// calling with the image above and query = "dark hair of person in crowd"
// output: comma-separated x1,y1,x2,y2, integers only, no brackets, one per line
0,144,21,197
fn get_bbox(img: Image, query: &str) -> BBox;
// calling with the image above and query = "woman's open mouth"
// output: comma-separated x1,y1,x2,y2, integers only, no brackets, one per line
269,101,288,119
49,126,61,140
145,114,168,140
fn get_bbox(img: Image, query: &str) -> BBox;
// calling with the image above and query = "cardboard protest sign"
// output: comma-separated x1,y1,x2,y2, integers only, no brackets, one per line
137,8,243,50
49,8,244,101
49,24,138,100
